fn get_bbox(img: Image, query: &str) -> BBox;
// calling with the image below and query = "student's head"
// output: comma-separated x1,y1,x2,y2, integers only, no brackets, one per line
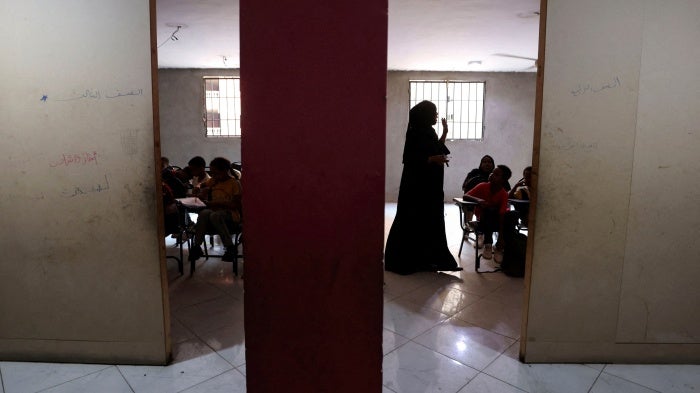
489,164,512,187
523,166,532,186
209,157,232,181
478,155,495,173
409,100,438,128
187,156,207,178
161,157,170,170
499,164,512,182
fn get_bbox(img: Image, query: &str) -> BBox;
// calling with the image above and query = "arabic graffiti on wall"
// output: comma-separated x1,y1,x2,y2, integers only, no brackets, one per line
61,174,111,198
40,88,144,102
570,76,621,97
49,151,98,168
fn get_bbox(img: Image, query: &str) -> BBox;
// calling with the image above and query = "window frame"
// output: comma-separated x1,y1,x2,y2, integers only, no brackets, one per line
409,80,485,140
203,76,242,138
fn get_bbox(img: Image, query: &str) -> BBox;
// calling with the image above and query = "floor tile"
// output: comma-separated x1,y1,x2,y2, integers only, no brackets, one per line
483,343,601,393
192,254,235,275
453,298,522,339
197,325,246,367
395,282,482,317
446,272,510,297
488,279,525,305
414,317,515,371
179,369,246,393
383,272,431,299
603,364,700,393
382,341,478,393
171,317,197,344
196,264,245,300
383,298,449,339
118,339,233,393
590,372,660,393
41,366,132,393
236,365,246,377
168,278,228,311
383,386,397,393
457,372,527,393
0,362,109,393
173,296,244,337
384,290,401,303
383,328,409,355
584,364,607,371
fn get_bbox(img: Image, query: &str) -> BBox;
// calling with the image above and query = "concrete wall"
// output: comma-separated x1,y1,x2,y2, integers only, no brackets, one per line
159,68,241,167
523,0,700,363
0,0,169,364
158,69,536,199
386,71,536,201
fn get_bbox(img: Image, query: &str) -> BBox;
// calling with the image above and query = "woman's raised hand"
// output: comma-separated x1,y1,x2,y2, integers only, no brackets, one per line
441,118,448,133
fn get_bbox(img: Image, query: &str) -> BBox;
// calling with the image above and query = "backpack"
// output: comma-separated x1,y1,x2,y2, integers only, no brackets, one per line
499,210,527,277
501,232,527,277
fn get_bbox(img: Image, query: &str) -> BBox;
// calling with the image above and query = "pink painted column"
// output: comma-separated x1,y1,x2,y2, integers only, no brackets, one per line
240,1,387,391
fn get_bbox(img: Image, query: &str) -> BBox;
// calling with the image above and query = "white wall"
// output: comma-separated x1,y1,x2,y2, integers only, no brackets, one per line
524,0,700,363
386,71,536,201
0,0,168,364
159,68,241,167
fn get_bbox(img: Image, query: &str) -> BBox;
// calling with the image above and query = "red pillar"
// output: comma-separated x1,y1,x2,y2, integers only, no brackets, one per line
240,1,387,392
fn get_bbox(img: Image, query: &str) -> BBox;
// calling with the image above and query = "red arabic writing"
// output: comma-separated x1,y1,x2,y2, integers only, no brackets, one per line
50,151,98,168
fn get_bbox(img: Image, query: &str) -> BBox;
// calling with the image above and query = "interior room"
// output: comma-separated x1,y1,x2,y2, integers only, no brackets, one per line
156,0,542,390
1,0,699,392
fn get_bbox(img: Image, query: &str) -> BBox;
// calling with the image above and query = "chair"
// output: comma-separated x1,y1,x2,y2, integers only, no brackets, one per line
507,198,530,233
453,198,500,274
164,203,190,275
183,205,243,277
199,223,243,277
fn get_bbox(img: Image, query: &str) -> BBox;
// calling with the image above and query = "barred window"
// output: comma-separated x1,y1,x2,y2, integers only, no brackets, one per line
204,77,241,137
409,80,485,140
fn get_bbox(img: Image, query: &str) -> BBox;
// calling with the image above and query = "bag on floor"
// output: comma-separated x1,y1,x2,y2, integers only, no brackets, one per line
501,233,527,277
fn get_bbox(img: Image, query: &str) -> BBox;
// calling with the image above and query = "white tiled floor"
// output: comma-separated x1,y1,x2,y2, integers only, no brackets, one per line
0,203,698,392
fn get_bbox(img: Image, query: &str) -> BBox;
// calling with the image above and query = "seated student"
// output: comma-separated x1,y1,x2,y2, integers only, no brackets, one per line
464,165,512,260
188,157,242,262
161,180,181,235
175,156,211,189
461,155,495,223
461,155,511,225
462,155,495,194
161,156,188,198
230,161,242,180
508,166,532,227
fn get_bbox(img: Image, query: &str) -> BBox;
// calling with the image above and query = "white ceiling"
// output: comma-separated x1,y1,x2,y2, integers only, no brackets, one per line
156,0,541,72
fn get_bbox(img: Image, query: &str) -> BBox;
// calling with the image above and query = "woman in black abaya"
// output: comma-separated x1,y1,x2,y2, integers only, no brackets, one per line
384,100,462,275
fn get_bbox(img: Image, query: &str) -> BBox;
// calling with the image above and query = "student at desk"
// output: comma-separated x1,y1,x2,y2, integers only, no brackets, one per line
175,156,211,190
508,166,532,227
464,165,511,260
188,157,242,262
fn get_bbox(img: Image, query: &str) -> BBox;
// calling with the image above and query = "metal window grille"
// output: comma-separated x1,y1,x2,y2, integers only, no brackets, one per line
409,80,485,140
204,77,241,137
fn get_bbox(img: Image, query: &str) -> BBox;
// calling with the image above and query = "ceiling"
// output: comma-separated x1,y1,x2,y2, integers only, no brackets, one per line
156,0,541,72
